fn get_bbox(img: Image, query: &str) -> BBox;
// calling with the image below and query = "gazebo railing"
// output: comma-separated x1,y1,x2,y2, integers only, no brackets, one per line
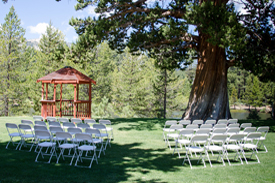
41,100,91,119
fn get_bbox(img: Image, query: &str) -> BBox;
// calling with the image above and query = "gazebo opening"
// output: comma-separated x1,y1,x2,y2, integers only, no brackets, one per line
36,66,96,120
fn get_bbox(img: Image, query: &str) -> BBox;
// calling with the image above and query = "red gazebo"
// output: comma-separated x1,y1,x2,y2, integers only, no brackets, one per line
36,66,96,119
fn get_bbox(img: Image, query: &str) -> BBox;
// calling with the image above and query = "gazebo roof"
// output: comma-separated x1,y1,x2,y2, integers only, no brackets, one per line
36,66,96,85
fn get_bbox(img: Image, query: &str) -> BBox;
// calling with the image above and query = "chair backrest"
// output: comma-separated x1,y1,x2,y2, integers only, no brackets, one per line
93,124,107,130
71,118,82,124
56,131,73,141
58,117,69,123
228,119,238,124
21,119,34,126
49,126,63,134
164,120,178,127
205,120,216,125
196,128,211,135
85,128,101,136
99,119,111,125
67,127,82,134
209,134,227,144
227,134,245,142
18,124,33,132
212,128,227,135
35,130,52,140
178,120,191,126
34,125,48,131
214,124,227,129
192,120,203,125
240,123,252,129
217,119,228,125
228,123,240,128
34,121,47,126
169,124,183,131
6,123,18,129
75,133,93,142
63,122,75,128
200,124,212,129
186,124,199,130
257,126,269,138
33,116,44,121
49,121,61,127
47,116,57,122
77,123,90,129
244,132,262,142
190,135,208,144
178,129,194,137
84,119,96,124
226,127,240,134
243,127,256,133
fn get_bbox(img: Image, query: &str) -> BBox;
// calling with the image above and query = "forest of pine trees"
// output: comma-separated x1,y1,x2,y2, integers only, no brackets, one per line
0,6,274,119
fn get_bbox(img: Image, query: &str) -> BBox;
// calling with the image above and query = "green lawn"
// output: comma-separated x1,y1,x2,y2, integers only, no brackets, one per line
0,117,275,183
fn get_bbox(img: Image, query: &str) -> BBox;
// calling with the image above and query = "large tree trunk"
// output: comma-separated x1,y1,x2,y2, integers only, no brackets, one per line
183,33,231,120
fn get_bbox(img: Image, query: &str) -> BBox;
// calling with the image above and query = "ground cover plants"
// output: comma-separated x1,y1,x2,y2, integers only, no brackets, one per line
0,117,274,183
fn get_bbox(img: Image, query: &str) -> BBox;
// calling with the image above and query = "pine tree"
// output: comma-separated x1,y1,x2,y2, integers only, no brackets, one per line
0,6,26,116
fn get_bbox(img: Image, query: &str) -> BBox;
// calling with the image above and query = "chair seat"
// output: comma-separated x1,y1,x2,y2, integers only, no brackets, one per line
38,142,56,147
163,128,175,132
205,145,223,151
10,132,21,137
224,144,241,150
167,134,179,138
78,145,96,151
21,134,34,138
241,144,258,149
59,143,77,149
186,146,204,153
90,139,103,144
176,139,190,144
95,133,108,137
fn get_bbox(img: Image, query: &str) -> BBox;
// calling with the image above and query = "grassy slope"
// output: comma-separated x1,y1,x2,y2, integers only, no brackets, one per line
0,117,274,183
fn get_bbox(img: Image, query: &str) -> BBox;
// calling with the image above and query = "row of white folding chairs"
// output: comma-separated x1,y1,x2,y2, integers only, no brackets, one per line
174,132,264,169
23,119,114,139
34,130,103,168
166,125,269,151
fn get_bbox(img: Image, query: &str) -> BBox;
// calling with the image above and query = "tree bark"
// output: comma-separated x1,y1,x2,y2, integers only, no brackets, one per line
183,33,231,120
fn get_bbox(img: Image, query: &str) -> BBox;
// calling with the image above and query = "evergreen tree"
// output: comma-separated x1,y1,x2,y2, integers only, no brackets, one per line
0,6,26,116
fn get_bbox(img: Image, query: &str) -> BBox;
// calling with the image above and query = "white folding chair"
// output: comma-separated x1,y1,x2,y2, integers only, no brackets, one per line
48,121,61,127
34,125,48,131
223,134,245,166
62,122,76,131
186,124,199,132
217,119,228,125
58,117,69,123
239,127,256,135
71,118,82,124
74,133,98,168
33,115,44,121
226,127,240,136
5,123,21,150
228,119,238,124
47,116,57,122
93,124,110,150
18,124,35,151
77,123,91,132
240,132,261,164
166,124,183,150
182,135,208,169
173,129,193,158
256,126,269,153
192,120,203,127
205,134,227,167
34,130,57,163
163,120,178,144
34,121,47,126
205,120,216,126
49,126,64,141
200,124,213,129
178,120,191,127
196,128,211,136
84,119,97,126
21,119,34,127
214,124,227,129
55,131,77,165
227,123,240,128
85,128,105,158
99,120,114,139
240,123,252,130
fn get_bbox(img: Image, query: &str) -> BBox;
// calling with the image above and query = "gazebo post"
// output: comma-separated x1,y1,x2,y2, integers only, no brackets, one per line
46,83,48,100
53,83,57,117
89,83,91,118
73,84,77,118
41,83,44,118
77,84,79,117
60,84,63,117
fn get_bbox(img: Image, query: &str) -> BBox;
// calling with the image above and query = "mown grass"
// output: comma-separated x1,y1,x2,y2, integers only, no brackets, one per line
0,117,275,183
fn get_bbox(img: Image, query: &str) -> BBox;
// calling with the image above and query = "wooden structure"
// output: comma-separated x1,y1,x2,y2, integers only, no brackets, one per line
36,66,96,119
